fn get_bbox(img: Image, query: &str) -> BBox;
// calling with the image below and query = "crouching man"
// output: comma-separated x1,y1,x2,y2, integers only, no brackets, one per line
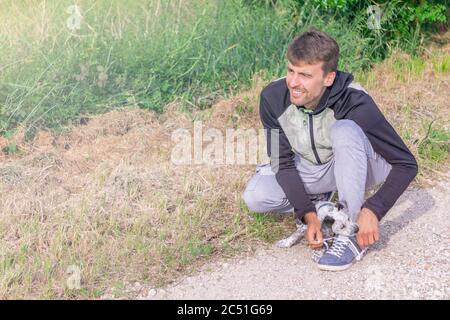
243,28,418,271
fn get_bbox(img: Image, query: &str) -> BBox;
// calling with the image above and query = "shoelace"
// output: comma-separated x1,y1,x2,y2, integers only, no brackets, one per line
311,236,365,262
326,236,349,258
311,237,334,262
331,236,365,261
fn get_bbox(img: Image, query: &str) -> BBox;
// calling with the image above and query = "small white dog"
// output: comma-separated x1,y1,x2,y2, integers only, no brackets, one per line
276,200,359,261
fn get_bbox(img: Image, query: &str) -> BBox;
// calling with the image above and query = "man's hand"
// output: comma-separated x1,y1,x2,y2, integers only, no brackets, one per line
304,211,323,249
356,207,379,249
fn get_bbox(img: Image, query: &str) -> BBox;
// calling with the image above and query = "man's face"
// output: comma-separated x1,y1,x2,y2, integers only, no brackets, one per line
286,60,336,109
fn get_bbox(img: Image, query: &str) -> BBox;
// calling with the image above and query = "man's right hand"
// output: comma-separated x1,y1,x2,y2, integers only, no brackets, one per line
303,211,323,249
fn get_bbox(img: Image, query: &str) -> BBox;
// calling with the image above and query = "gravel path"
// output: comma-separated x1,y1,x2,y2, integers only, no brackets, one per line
142,174,450,300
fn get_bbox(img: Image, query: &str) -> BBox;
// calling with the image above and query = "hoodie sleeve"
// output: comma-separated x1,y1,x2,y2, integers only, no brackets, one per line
337,90,418,220
260,93,316,219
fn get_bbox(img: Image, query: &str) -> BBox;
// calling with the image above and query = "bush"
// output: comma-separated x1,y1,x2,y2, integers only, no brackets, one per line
247,0,449,60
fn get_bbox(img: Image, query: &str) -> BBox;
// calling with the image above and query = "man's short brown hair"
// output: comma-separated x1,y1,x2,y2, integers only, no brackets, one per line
287,27,340,75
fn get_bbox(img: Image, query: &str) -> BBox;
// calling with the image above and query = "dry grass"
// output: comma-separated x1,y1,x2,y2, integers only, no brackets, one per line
0,38,449,298
0,74,290,299
355,34,450,186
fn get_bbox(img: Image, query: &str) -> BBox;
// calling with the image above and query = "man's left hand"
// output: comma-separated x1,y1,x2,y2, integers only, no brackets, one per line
356,208,379,249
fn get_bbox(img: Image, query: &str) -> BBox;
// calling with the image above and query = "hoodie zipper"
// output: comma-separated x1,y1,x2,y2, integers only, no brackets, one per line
308,114,323,165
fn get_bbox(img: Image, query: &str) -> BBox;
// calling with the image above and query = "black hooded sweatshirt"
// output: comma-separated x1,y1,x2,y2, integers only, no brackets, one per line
260,71,418,221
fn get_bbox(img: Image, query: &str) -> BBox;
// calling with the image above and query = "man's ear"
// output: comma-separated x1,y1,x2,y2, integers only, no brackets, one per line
324,71,336,87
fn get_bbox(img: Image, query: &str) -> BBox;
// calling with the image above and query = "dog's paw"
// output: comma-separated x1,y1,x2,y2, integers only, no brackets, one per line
276,228,305,248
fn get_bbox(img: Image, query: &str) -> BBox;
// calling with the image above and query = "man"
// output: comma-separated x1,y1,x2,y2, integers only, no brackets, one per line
243,28,418,271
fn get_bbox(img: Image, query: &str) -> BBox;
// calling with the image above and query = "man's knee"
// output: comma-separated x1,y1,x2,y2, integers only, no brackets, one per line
243,184,290,213
331,120,365,148
243,188,267,213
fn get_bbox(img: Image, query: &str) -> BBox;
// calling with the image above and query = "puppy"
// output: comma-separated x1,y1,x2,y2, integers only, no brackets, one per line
276,201,358,249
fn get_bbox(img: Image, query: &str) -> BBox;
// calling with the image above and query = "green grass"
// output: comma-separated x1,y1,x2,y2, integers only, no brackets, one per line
0,0,409,136
432,53,450,73
390,55,428,82
248,212,290,242
418,120,450,164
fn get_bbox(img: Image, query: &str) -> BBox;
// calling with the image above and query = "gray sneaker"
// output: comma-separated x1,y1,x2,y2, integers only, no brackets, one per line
317,234,365,271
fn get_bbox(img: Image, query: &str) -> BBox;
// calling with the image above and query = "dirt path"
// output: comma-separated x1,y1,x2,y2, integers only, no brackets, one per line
141,174,450,300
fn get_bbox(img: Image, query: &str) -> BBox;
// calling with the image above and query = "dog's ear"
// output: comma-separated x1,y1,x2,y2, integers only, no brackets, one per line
335,202,344,211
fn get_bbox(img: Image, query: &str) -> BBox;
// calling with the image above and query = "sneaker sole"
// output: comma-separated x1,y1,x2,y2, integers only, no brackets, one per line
317,262,354,272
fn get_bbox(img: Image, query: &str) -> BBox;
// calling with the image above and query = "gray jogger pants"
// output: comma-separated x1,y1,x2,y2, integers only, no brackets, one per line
242,119,392,222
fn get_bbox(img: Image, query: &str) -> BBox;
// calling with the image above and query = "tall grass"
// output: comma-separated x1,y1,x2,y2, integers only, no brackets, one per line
0,0,389,135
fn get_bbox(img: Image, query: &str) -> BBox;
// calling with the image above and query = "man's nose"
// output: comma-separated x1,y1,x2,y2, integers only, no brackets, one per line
289,75,302,88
